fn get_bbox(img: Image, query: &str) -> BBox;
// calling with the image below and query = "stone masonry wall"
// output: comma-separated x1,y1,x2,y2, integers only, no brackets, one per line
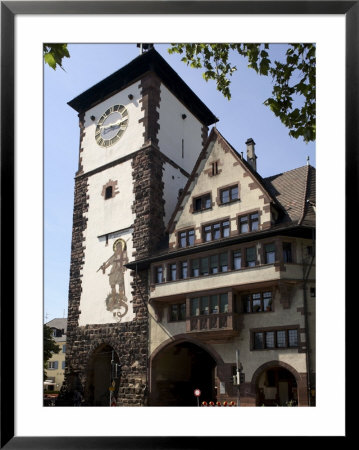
60,70,166,406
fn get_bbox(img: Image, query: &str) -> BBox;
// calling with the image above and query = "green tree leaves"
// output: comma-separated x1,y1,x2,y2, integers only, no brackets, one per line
43,44,70,70
168,43,316,142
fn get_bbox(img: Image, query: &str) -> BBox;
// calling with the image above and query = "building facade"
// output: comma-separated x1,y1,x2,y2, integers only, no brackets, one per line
44,318,67,392
61,47,315,407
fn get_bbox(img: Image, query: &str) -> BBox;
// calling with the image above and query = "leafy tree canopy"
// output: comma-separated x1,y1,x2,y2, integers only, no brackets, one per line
168,43,316,142
43,324,60,378
43,44,70,71
43,43,315,142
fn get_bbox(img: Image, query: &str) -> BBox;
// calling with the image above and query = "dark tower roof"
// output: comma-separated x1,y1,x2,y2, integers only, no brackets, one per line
68,47,218,126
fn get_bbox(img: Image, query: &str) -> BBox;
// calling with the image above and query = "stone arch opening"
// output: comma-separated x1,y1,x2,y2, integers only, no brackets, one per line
84,343,120,406
254,363,299,406
150,340,217,406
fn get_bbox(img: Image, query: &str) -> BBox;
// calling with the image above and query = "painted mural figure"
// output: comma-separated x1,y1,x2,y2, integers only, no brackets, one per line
98,238,129,320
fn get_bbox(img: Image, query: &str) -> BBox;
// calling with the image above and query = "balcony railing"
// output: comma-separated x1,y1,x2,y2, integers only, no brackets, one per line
187,312,239,335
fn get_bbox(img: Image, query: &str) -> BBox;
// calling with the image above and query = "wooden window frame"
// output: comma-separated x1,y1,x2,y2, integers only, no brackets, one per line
238,211,259,234
189,292,229,316
154,265,164,284
242,291,273,313
193,193,212,212
202,219,230,242
219,184,239,205
167,263,177,282
264,242,276,264
251,326,299,350
245,245,257,267
178,228,195,248
283,241,293,263
168,303,186,322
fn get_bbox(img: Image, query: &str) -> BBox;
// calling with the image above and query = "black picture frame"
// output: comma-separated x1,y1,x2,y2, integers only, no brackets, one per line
1,1,354,448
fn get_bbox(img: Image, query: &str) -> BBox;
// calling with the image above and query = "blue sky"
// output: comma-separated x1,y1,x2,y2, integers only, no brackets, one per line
44,43,315,322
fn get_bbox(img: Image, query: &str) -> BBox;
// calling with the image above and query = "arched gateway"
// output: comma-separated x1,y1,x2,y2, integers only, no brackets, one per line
84,344,120,406
252,361,307,406
150,339,220,406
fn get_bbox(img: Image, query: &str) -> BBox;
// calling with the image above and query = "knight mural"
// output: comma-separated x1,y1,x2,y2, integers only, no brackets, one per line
98,238,129,321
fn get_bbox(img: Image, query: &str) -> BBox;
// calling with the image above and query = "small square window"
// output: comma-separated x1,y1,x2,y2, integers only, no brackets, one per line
105,186,113,199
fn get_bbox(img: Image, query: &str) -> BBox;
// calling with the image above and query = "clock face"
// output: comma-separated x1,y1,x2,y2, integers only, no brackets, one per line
95,104,129,147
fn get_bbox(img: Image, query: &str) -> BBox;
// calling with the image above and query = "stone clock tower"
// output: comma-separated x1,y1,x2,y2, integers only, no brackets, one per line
61,47,217,406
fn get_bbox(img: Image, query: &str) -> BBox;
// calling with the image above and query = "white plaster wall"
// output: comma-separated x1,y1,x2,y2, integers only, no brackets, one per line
149,304,186,355
79,228,135,325
162,162,188,226
78,160,136,326
81,81,144,174
169,140,271,247
158,83,204,174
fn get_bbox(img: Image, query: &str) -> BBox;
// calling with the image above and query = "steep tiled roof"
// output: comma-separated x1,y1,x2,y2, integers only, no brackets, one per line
263,165,316,226
45,318,67,333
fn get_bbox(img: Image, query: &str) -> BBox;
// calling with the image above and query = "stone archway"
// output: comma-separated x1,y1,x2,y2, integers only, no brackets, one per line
149,337,223,406
84,343,120,406
252,361,308,406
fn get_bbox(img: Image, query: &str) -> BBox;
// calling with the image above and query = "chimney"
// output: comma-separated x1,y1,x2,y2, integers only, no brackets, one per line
245,138,257,171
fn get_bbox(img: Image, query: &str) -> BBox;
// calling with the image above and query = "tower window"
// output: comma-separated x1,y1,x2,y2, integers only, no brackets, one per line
105,186,113,199
102,180,119,200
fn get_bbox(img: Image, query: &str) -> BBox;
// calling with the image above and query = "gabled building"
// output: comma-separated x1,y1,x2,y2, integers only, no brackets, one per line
62,46,315,407
44,318,67,392
128,128,316,407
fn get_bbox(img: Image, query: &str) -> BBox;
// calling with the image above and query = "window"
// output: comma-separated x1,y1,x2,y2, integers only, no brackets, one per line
283,242,292,263
233,250,242,270
200,257,209,276
220,293,229,313
209,253,228,273
190,293,228,316
253,328,298,350
310,287,316,297
243,291,273,313
193,194,211,212
62,345,66,353
48,361,58,370
220,185,239,204
264,243,276,264
169,303,186,321
105,185,113,199
180,261,188,279
191,259,200,277
155,266,163,284
211,161,219,175
288,329,298,347
239,212,259,233
178,229,195,248
168,263,177,281
191,297,200,316
245,246,257,267
203,220,230,242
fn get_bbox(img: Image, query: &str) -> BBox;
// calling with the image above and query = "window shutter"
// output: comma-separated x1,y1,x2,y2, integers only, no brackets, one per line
54,361,58,369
